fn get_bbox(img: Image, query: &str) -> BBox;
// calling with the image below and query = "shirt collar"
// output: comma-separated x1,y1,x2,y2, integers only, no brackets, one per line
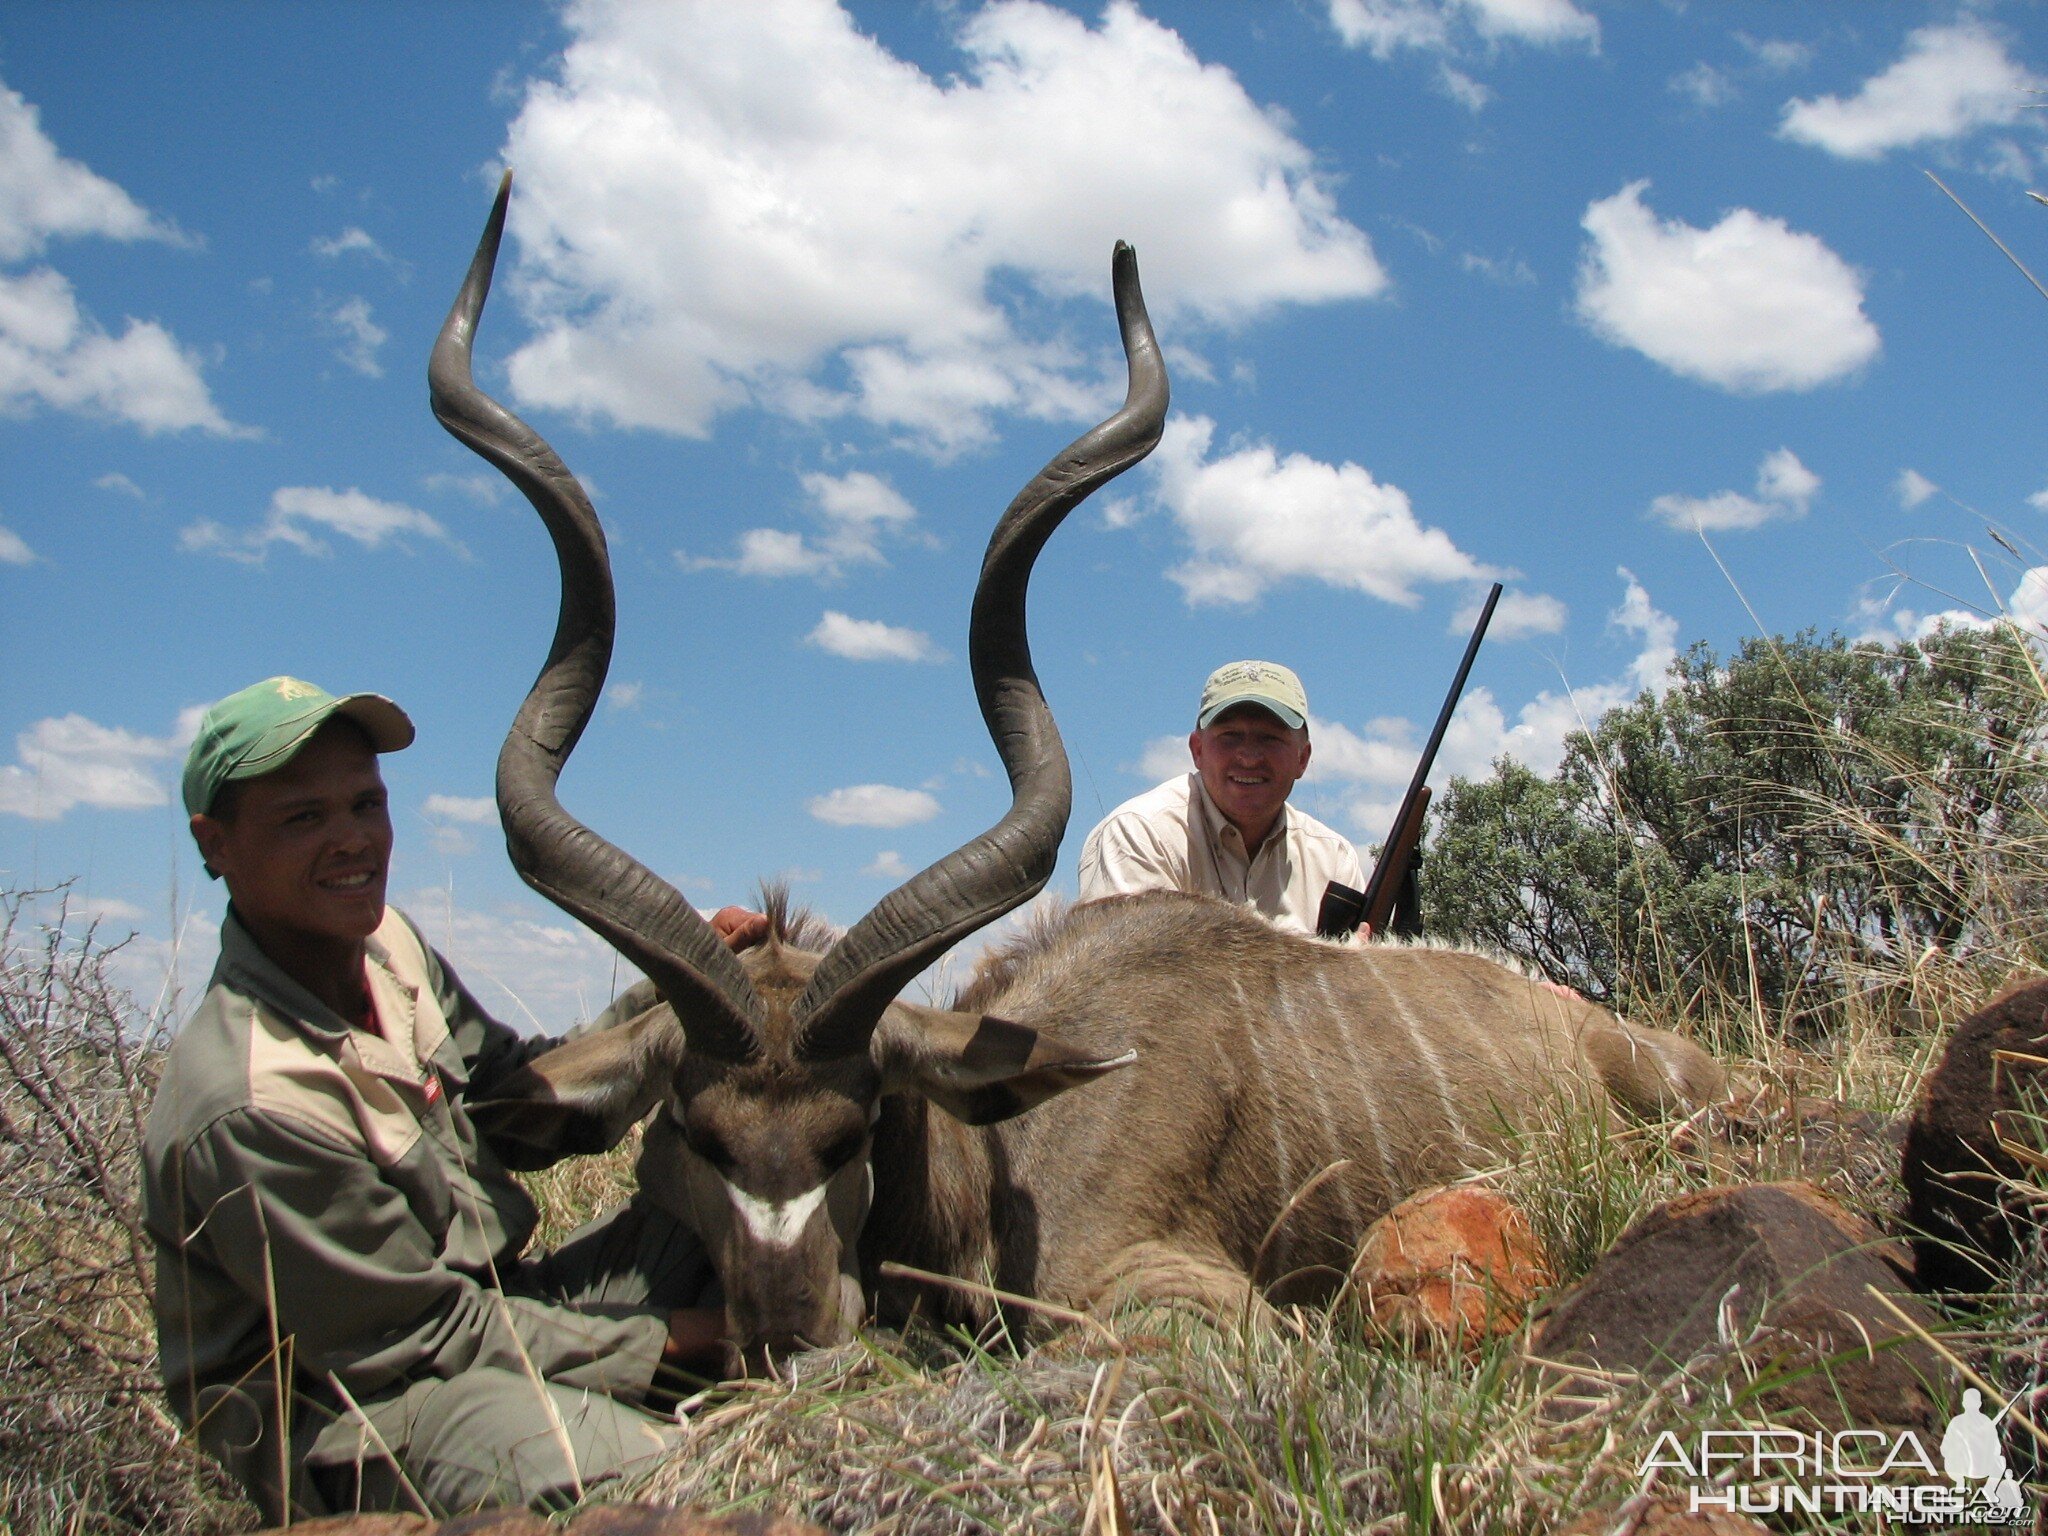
213,905,370,1048
1187,772,1295,859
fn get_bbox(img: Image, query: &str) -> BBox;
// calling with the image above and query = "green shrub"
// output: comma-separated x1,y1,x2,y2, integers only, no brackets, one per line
1429,622,2048,1035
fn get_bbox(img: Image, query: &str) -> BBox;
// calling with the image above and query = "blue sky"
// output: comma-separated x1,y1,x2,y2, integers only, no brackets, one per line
4,0,2046,1027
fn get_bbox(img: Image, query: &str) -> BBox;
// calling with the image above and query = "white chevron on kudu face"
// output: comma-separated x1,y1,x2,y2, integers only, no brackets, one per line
726,1178,830,1249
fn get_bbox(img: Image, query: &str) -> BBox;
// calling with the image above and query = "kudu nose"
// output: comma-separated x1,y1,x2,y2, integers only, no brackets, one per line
731,1265,863,1360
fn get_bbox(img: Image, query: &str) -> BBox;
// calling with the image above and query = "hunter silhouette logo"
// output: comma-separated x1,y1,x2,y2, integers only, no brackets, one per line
1942,1389,2027,1521
1640,1382,2032,1524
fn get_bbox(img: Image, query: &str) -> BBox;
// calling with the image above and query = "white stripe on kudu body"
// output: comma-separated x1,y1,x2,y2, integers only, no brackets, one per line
1381,970,1474,1159
728,1178,829,1248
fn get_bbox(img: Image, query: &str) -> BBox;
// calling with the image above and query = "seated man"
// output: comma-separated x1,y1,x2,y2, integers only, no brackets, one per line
142,677,759,1520
1078,660,1364,936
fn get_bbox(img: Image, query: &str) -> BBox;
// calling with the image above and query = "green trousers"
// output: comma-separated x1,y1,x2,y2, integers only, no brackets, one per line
304,1198,715,1517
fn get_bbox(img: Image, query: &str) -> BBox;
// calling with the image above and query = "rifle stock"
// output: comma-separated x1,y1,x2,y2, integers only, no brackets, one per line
1317,582,1501,941
1314,786,1429,940
1362,784,1428,934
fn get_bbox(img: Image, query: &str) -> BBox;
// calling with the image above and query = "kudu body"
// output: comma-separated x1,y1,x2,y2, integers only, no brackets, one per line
573,889,1723,1342
433,177,1723,1360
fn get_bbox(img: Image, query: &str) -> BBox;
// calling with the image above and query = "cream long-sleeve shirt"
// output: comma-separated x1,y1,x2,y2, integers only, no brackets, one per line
1077,773,1364,937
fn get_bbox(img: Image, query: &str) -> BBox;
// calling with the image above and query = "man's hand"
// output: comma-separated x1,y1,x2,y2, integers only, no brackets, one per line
660,1305,735,1383
709,906,769,951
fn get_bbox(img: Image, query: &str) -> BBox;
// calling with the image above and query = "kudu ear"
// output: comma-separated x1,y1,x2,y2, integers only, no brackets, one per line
873,1002,1135,1126
467,989,684,1171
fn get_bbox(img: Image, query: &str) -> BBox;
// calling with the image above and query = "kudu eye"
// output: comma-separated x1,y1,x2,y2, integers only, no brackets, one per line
684,1123,735,1172
818,1129,867,1174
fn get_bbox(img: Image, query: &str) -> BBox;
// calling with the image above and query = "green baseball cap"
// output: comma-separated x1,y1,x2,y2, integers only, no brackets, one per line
1197,660,1309,731
182,676,414,818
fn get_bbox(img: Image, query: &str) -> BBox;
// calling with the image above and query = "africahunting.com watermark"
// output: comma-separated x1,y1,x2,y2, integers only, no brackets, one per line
1639,1387,2031,1523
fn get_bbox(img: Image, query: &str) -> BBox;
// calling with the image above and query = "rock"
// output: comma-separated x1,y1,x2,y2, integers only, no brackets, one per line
1560,1496,1771,1535
568,1507,830,1535
257,1519,433,1536
1531,1182,1943,1433
1351,1184,1552,1352
1902,976,2048,1293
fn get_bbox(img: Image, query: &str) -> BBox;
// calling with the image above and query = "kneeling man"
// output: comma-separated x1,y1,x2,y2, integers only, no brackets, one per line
1079,661,1362,936
143,677,751,1520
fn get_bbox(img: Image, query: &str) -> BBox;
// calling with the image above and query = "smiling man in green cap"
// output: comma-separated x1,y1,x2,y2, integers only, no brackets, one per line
143,677,749,1520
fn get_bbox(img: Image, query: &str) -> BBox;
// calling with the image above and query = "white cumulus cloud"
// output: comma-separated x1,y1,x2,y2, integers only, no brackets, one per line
402,887,639,1031
683,469,921,580
807,783,943,828
182,485,455,561
498,0,1385,454
1327,0,1598,58
1669,62,1734,109
319,295,387,377
1859,565,2048,652
807,610,944,662
1649,446,1819,532
424,471,504,505
69,894,148,926
0,266,245,435
1308,570,1678,842
424,794,497,824
310,227,403,271
1897,468,1939,509
0,521,31,565
2011,567,2048,643
1780,22,2043,161
1575,181,1879,393
1145,413,1503,608
1458,587,1566,639
0,81,172,260
863,850,913,880
1134,733,1193,784
0,712,178,821
0,80,235,438
1738,35,1812,75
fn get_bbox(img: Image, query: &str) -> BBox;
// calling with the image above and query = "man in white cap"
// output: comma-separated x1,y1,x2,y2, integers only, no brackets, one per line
1078,661,1364,936
143,676,759,1520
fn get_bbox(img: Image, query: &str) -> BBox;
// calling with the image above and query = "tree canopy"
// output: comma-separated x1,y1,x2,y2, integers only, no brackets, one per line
1426,624,2048,1028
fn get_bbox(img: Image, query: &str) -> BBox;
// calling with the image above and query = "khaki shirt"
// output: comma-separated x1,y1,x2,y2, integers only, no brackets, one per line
141,906,668,1506
1077,773,1365,936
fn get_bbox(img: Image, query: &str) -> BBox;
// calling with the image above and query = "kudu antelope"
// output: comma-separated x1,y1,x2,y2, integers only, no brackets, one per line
435,176,1725,1361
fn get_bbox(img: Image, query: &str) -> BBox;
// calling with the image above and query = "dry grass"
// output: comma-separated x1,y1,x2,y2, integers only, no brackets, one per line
519,1128,644,1253
0,888,253,1536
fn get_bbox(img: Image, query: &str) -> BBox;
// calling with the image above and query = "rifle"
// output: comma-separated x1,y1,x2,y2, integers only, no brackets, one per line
1316,581,1502,941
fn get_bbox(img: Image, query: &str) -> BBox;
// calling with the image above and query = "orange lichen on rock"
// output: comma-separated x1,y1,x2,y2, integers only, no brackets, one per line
1350,1184,1553,1352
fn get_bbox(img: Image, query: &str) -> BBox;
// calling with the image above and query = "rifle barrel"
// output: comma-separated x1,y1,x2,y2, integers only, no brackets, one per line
1393,580,1501,818
1352,581,1503,931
